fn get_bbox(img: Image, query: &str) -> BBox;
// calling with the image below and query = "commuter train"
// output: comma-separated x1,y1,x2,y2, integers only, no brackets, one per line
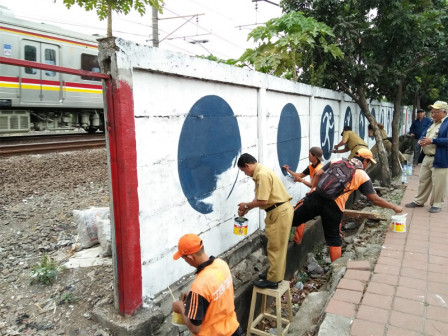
0,5,104,134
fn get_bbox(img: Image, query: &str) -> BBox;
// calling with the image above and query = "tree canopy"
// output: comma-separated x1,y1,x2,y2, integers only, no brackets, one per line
59,0,164,37
237,11,343,82
272,0,448,183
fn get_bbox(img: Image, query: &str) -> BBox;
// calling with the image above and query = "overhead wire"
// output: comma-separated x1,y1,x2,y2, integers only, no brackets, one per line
13,0,281,59
161,5,247,58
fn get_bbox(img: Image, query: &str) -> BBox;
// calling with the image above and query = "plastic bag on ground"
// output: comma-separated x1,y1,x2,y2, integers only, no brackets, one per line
73,207,109,251
97,218,112,256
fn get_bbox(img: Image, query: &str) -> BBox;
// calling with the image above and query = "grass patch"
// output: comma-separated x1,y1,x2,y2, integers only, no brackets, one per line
30,254,65,285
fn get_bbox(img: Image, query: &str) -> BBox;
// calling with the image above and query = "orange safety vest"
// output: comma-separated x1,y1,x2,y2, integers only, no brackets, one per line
308,162,323,179
334,168,370,212
188,258,239,336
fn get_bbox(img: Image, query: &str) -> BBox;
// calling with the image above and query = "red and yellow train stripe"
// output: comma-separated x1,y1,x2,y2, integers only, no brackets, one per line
0,76,102,94
0,25,97,49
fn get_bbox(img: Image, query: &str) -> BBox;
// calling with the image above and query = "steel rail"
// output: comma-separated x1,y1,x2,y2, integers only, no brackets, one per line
0,139,106,156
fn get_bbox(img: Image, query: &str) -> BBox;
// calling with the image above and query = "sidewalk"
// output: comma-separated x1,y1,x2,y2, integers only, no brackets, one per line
325,166,448,336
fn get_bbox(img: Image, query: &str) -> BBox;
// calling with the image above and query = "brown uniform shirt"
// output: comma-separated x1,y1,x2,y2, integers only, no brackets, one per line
252,164,292,210
342,130,368,150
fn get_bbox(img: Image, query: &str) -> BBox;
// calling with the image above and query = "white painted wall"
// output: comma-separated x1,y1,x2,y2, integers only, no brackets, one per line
104,38,399,302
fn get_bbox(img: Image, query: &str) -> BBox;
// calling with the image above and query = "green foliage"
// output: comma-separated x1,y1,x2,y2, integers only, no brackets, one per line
280,0,448,180
237,11,343,83
296,271,309,283
30,255,65,285
196,55,240,66
280,0,448,106
59,0,163,21
60,292,78,304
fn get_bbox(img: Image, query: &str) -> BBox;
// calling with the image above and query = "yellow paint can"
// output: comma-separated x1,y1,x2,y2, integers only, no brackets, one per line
234,217,248,236
172,312,185,326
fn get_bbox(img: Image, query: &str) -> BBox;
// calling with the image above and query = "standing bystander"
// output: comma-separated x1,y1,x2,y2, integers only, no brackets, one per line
408,108,432,166
237,153,294,289
405,101,448,213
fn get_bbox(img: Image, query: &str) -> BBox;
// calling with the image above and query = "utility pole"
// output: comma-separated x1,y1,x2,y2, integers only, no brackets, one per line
252,0,280,6
152,6,159,47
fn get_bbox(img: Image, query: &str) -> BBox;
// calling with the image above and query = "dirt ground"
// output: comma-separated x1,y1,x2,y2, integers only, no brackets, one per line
0,148,405,336
0,149,113,336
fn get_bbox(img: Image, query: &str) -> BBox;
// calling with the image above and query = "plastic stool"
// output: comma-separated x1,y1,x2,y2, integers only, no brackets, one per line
246,280,292,336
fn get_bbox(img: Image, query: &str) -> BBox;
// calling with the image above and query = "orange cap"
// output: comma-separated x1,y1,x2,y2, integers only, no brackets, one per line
173,234,203,260
355,148,376,164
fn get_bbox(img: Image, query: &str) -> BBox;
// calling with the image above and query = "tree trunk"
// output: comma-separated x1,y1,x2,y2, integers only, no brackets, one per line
335,79,392,186
107,4,112,37
356,89,391,186
391,81,403,177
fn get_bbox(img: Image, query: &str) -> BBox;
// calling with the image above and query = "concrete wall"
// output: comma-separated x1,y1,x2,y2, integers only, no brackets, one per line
98,37,398,306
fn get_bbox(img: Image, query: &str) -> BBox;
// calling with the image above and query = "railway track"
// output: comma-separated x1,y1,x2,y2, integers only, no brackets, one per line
0,134,106,156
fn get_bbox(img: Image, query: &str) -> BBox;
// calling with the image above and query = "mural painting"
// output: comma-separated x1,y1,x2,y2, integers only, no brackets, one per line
320,105,335,160
177,95,242,214
387,110,392,134
277,103,301,174
344,107,352,128
359,111,366,139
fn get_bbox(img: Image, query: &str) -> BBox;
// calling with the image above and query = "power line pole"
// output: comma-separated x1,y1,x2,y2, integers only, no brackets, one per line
152,6,159,47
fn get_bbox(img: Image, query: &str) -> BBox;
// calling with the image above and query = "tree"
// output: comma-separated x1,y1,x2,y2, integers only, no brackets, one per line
277,0,448,184
367,0,447,176
59,0,164,37
237,11,343,82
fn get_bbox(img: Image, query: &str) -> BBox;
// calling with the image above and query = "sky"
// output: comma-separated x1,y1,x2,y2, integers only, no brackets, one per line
0,0,283,60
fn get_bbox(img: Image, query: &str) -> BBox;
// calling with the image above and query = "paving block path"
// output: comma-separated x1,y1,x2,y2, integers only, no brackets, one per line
326,166,448,336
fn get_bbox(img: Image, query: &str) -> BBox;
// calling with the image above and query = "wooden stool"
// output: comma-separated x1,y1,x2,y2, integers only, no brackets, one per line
246,280,292,336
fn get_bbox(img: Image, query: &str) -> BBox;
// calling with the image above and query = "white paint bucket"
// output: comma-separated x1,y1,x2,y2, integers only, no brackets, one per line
234,217,248,236
391,214,407,233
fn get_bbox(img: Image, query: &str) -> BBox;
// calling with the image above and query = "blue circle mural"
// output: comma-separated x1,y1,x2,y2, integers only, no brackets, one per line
344,107,352,128
320,105,335,160
178,95,241,214
277,104,301,174
358,111,366,139
388,110,391,134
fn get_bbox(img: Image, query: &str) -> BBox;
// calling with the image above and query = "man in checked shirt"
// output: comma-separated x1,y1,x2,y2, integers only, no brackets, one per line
172,234,243,336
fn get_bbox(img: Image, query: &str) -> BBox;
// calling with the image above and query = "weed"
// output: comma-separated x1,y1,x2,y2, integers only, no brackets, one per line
297,271,309,283
60,292,78,304
30,254,65,285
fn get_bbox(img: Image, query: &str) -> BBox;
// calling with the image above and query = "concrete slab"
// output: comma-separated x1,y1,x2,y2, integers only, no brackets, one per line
318,313,351,336
63,246,112,269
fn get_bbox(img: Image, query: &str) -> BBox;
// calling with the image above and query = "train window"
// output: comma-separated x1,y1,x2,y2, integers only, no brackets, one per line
44,49,56,77
24,45,37,74
81,54,101,81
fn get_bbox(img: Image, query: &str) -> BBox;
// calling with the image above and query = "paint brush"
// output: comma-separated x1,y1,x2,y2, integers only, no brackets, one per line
167,286,176,301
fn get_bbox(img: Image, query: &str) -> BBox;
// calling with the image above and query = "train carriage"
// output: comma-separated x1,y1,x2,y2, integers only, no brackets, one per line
0,5,104,133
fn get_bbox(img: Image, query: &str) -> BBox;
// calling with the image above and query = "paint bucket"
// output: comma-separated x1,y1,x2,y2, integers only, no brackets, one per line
172,312,185,326
234,217,248,236
391,214,407,233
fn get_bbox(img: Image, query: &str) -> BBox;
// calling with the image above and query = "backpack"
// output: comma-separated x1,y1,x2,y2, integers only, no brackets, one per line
315,159,356,200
